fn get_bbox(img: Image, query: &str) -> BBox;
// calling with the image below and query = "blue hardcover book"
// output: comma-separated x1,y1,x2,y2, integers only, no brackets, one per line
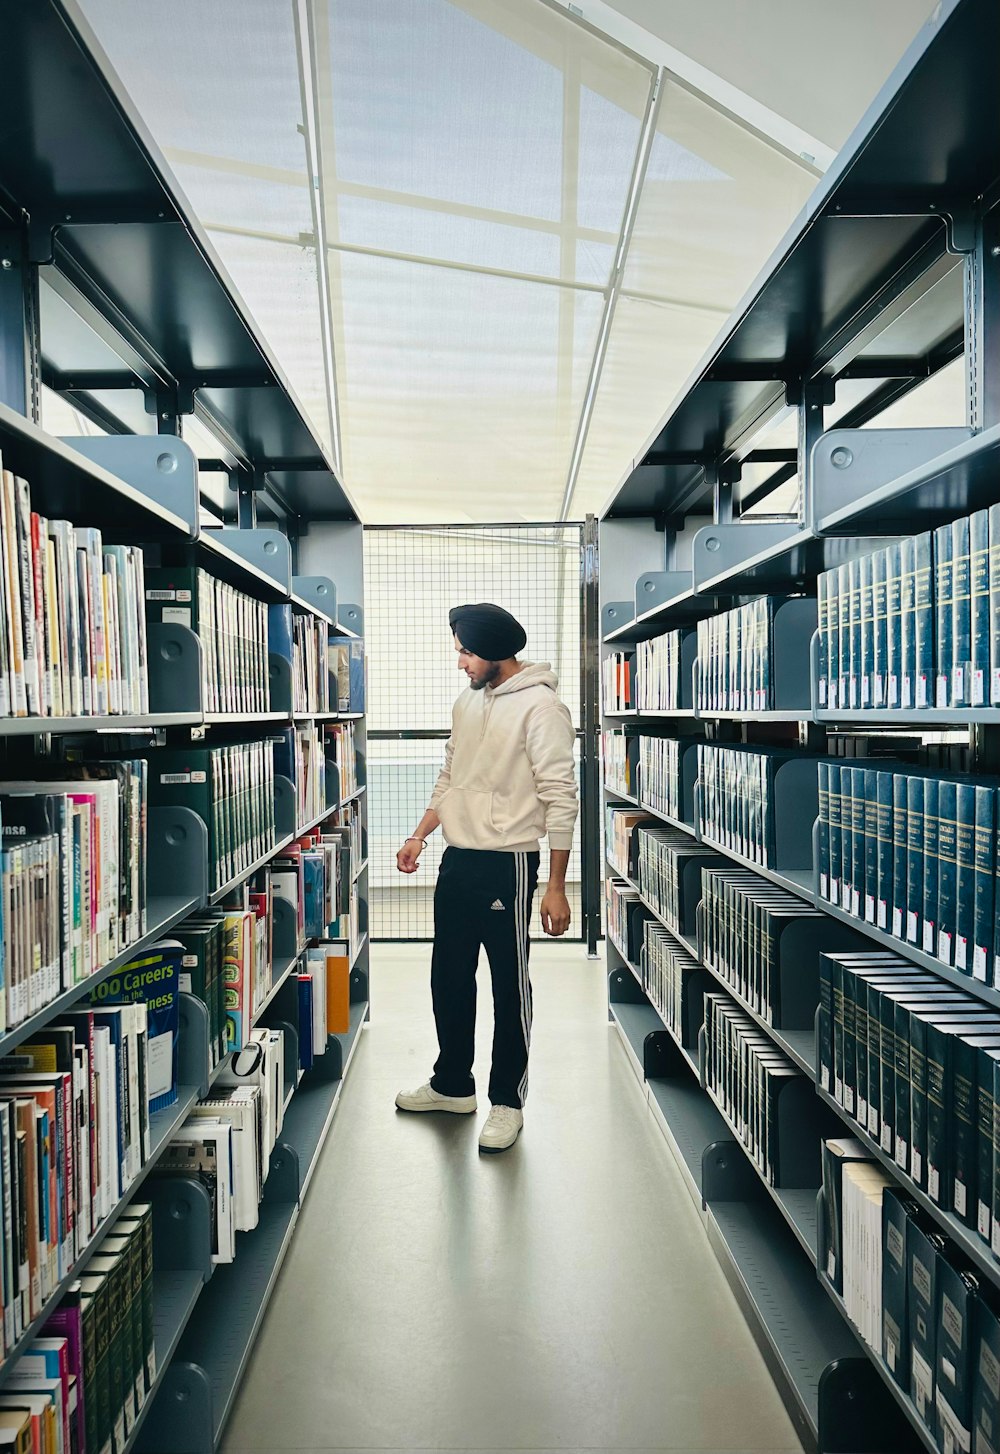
267,603,294,665
974,785,996,983
841,766,855,912
872,547,888,708
826,569,840,710
817,573,829,707
953,515,973,706
913,531,935,709
922,777,939,955
89,940,181,1113
272,727,297,786
877,770,895,931
817,760,830,899
838,563,851,712
905,775,925,945
892,774,909,939
934,522,954,709
349,641,365,713
970,509,990,707
859,554,874,707
900,536,916,710
886,541,903,708
956,781,977,974
303,853,326,940
864,767,879,924
828,762,843,906
848,557,862,710
990,504,1000,705
938,780,959,966
295,973,315,1072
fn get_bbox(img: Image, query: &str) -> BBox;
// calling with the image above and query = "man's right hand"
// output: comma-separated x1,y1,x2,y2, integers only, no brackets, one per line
397,839,425,874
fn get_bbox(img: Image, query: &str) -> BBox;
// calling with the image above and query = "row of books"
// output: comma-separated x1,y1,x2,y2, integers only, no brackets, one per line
816,508,996,713
0,999,159,1353
294,946,352,1074
818,950,1000,1246
639,736,682,820
635,827,718,934
634,632,683,713
1,1201,158,1454
331,641,365,716
600,731,630,797
697,868,826,1027
275,723,328,829
696,598,779,714
822,1147,998,1453
702,989,810,1188
605,807,648,880
1,465,150,722
601,653,631,714
698,743,796,868
0,763,148,1031
289,610,334,715
817,762,996,978
148,741,276,896
639,917,704,1049
327,722,361,801
145,566,269,716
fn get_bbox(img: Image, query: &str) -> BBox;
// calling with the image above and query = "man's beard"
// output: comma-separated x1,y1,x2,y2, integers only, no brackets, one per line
470,662,502,691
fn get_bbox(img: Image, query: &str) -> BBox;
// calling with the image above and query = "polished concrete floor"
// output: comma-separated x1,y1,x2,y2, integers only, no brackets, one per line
221,942,803,1454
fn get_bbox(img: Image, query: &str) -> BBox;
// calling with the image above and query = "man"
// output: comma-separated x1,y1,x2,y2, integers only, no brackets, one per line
395,602,579,1153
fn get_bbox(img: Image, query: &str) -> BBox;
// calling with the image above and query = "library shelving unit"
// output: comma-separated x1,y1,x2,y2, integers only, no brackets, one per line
0,4,370,1452
600,2,1000,1451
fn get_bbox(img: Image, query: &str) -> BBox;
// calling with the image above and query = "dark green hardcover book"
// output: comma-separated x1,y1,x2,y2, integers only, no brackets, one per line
935,1250,978,1448
973,1288,1000,1454
935,522,955,709
892,773,909,941
817,572,829,707
953,514,973,707
886,540,903,708
907,1220,944,1427
838,562,851,712
914,529,935,709
882,1188,922,1388
912,1010,980,1193
864,766,879,925
949,1024,1000,1222
923,777,940,955
817,760,830,901
873,546,888,708
901,535,917,709
971,509,990,707
976,1046,1000,1243
865,969,928,1139
938,780,959,966
990,503,1000,706
906,775,926,947
840,765,855,913
828,762,843,907
975,786,997,983
832,956,847,1105
848,557,862,709
827,568,840,711
957,782,978,975
877,770,895,931
859,552,874,707
818,954,834,1094
850,765,867,919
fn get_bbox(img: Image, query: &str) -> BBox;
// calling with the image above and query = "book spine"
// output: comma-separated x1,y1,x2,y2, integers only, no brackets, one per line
850,765,866,919
971,508,990,707
848,558,861,710
892,773,909,939
913,530,934,709
873,546,888,708
865,768,880,923
877,769,894,931
900,535,916,709
939,779,958,966
974,785,996,982
827,568,840,710
828,763,843,906
956,781,977,974
817,572,828,706
838,563,851,712
922,777,939,955
934,522,954,709
886,540,902,708
859,553,873,707
953,513,973,706
905,774,925,945
990,504,1000,704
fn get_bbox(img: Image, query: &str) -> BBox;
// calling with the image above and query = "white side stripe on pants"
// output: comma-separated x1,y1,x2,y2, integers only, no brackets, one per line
516,851,532,1105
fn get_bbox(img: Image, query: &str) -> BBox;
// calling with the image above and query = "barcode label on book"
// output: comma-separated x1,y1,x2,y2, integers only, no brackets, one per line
923,921,935,953
936,675,949,708
953,666,966,701
973,670,985,705
146,589,176,600
878,899,888,929
956,937,968,971
864,894,875,923
159,770,207,784
974,946,988,981
928,1166,939,1200
954,1180,967,1217
917,675,929,707
892,908,903,937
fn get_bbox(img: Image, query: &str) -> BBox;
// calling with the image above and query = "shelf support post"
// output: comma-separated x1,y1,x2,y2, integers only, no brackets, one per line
966,200,1000,431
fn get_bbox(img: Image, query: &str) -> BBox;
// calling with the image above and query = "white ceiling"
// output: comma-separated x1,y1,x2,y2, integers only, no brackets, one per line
78,0,936,525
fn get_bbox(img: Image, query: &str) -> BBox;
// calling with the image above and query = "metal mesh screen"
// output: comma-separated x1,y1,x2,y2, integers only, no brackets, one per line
365,524,584,940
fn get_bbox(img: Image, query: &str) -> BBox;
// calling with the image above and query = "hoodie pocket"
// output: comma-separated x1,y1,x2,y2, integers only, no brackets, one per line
437,787,497,847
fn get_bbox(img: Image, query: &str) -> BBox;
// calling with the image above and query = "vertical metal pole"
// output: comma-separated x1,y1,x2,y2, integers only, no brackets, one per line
0,224,41,421
237,469,258,531
581,514,602,956
795,378,831,526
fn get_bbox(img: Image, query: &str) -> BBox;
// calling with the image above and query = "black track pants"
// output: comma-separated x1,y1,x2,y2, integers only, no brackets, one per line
429,847,540,1109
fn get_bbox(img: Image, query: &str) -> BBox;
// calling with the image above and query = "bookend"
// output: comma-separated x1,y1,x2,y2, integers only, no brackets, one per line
147,805,209,904
773,756,819,874
271,895,300,964
270,1018,299,1102
691,519,802,593
338,602,363,636
292,574,337,624
268,652,292,718
817,1360,917,1453
601,601,634,638
178,994,213,1098
326,759,341,809
634,570,690,616
204,527,292,595
146,1175,214,1281
809,427,971,536
273,774,296,840
265,1140,300,1205
350,965,369,1006
147,622,205,715
701,1137,760,1204
61,434,200,536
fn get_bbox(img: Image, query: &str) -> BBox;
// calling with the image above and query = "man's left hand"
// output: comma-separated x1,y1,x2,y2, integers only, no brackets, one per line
540,889,571,937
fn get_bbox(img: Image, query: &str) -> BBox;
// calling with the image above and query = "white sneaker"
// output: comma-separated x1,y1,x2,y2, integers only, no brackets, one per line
478,1105,523,1153
395,1082,477,1114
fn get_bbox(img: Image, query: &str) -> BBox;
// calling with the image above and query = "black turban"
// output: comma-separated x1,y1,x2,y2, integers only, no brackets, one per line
449,603,526,660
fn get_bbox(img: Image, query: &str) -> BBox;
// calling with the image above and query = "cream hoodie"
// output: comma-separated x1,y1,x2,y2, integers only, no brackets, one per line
430,662,578,853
